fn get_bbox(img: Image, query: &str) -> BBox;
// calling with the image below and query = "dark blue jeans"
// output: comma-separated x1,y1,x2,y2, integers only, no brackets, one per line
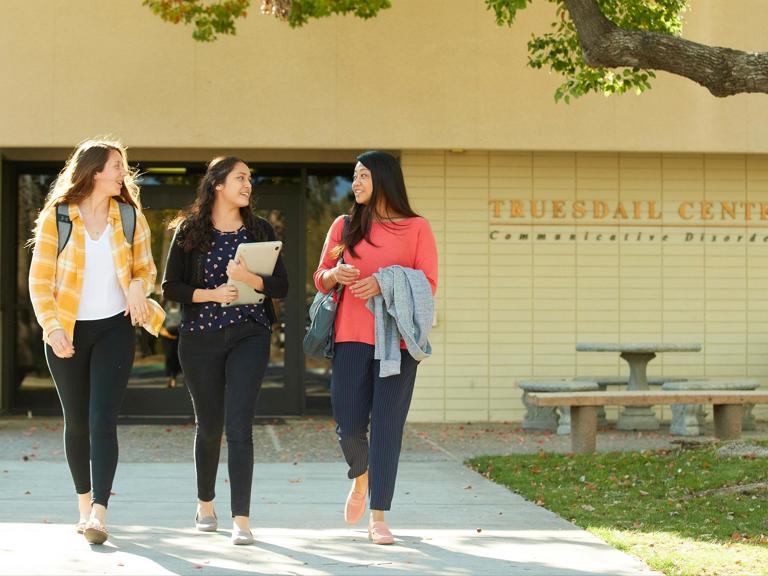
45,312,134,508
331,343,418,511
178,319,271,517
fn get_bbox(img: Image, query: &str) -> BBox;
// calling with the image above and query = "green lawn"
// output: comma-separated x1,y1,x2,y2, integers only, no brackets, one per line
468,444,768,576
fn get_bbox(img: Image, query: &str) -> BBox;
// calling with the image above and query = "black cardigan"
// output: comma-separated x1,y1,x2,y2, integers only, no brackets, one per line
161,217,289,326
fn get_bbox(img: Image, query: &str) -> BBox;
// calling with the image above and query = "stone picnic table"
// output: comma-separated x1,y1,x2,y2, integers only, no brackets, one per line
575,342,703,430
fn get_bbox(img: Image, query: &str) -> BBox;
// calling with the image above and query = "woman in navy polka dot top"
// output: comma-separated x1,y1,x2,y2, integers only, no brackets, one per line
161,156,288,545
192,226,270,333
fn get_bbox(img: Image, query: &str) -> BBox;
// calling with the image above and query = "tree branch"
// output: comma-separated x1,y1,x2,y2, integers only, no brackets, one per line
563,0,768,97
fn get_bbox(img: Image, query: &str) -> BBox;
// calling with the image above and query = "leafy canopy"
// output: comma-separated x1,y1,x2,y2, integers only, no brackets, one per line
143,0,689,102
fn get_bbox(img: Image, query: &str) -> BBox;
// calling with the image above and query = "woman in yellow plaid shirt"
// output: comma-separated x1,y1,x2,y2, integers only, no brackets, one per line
28,139,163,545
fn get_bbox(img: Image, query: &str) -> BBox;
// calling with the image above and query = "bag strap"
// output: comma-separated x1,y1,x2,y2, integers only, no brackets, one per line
55,201,136,257
118,201,136,245
56,204,73,257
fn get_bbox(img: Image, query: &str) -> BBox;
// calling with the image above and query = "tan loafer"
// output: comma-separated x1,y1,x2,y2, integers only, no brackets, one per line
84,519,108,545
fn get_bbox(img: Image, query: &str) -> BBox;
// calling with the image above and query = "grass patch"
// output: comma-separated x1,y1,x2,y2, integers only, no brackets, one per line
468,445,768,576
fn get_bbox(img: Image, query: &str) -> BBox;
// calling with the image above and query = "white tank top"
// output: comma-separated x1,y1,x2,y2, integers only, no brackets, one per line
76,223,127,320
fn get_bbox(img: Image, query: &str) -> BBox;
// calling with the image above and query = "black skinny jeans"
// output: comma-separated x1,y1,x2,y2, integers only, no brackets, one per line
178,319,271,517
45,312,134,508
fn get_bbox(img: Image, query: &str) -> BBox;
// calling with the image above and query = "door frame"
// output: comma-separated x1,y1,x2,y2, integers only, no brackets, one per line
253,187,306,416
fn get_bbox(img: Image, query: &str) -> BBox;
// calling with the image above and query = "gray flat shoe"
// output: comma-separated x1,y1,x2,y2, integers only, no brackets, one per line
231,525,254,545
195,511,218,532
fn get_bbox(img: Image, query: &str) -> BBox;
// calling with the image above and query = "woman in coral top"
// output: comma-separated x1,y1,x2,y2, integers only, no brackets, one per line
314,151,438,544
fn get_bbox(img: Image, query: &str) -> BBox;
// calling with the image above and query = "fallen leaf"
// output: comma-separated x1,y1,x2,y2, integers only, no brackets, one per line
581,504,595,512
639,490,649,496
464,485,473,490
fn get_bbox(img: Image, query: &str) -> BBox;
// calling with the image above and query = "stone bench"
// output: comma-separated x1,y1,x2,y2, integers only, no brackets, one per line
518,379,600,434
526,390,768,453
574,376,688,427
662,379,761,436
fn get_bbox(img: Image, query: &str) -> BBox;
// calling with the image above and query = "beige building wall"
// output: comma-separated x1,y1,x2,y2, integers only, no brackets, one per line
0,0,767,153
3,1,768,422
404,150,768,422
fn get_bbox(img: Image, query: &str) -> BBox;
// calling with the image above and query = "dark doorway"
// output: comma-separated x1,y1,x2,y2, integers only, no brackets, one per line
2,160,352,419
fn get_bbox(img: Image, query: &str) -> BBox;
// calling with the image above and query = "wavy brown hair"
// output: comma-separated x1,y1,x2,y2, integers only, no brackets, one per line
29,139,140,245
332,150,419,259
172,156,265,253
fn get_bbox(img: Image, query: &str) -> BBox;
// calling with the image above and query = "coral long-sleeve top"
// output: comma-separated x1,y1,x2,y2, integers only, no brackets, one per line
313,215,438,346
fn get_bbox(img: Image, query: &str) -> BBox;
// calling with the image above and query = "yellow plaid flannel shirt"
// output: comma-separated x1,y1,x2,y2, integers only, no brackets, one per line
29,198,165,342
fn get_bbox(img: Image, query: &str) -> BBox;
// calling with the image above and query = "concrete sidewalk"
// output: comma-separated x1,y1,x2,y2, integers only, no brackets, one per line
0,417,670,575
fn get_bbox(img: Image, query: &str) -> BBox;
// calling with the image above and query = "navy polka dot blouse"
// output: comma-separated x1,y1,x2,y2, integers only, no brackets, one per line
180,226,271,334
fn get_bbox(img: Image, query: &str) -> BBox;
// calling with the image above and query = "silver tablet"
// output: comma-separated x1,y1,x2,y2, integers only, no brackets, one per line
221,240,283,307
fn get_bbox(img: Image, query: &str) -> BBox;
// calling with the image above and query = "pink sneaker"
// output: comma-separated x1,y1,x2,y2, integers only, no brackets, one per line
368,517,395,545
344,487,366,524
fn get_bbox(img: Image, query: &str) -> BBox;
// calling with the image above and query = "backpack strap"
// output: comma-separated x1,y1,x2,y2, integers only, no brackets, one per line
56,202,136,256
118,201,136,245
56,204,72,257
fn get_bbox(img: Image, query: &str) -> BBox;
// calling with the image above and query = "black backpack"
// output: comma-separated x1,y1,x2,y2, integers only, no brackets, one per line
56,202,136,256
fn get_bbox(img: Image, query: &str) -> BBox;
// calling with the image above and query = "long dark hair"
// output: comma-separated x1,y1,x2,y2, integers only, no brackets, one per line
335,151,419,259
173,156,265,252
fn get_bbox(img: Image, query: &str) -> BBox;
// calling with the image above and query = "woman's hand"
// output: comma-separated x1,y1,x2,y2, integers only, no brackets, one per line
226,257,265,291
48,329,75,358
332,263,360,286
208,283,239,304
349,276,381,300
226,257,250,283
126,279,149,326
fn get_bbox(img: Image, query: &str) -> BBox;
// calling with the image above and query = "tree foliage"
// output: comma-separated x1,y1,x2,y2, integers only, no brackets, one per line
489,0,687,102
143,0,391,40
143,0,768,101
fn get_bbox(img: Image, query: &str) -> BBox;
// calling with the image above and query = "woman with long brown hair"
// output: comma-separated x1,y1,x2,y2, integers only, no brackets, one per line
162,156,288,545
28,139,164,544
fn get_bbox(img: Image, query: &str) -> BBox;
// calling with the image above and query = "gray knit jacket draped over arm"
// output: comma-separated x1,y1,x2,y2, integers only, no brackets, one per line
365,265,434,377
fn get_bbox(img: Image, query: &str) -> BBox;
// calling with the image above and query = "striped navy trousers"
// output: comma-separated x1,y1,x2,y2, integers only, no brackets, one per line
331,342,418,511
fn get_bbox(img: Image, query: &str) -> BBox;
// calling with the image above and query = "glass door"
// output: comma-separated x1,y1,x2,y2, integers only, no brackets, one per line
254,189,303,415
